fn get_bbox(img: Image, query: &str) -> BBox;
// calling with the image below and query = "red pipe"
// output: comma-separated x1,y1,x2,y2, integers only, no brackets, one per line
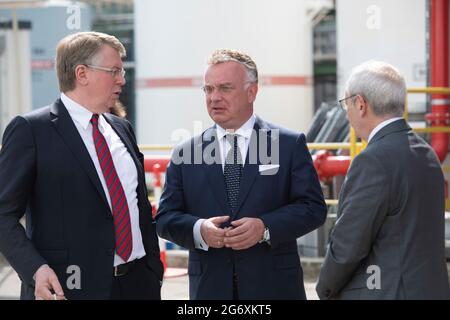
310,1,449,180
144,153,351,184
144,156,170,201
144,155,170,173
312,150,351,181
141,2,448,187
428,0,450,162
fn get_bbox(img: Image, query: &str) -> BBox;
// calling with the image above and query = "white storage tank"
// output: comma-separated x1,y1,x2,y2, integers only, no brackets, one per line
135,0,318,145
336,0,427,113
0,1,92,110
0,21,31,137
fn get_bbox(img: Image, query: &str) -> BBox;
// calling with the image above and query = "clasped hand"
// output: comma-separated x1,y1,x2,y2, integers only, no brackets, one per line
200,216,265,250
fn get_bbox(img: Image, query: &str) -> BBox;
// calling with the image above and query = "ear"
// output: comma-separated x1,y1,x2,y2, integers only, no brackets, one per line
247,83,258,103
357,95,368,117
74,64,89,86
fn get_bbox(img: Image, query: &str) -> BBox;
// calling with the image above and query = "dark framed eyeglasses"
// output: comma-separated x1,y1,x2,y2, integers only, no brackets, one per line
338,94,358,111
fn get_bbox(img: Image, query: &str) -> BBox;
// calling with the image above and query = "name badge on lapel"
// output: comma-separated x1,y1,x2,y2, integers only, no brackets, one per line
258,164,280,175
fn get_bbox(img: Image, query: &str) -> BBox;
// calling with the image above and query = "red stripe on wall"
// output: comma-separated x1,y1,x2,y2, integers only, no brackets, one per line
136,75,312,88
259,76,312,86
137,77,204,88
31,60,54,70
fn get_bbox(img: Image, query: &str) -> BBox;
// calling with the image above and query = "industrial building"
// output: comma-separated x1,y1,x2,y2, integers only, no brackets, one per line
0,0,449,299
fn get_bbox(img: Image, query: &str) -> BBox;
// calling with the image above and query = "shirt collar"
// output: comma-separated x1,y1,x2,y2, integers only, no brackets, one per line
216,114,256,141
368,117,403,142
61,92,106,131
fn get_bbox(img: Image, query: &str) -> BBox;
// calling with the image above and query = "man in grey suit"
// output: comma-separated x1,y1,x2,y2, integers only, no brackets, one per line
316,60,450,299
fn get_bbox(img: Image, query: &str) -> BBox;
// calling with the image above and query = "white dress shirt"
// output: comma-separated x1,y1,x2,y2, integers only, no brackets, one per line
368,117,403,143
193,115,256,251
61,93,146,266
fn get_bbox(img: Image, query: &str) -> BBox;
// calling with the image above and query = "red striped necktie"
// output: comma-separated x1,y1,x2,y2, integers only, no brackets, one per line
91,114,132,262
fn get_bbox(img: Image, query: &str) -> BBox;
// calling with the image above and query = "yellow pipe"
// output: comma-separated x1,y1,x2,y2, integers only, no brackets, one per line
357,139,367,154
404,96,409,121
407,87,450,94
412,127,450,133
350,127,358,160
446,199,450,211
138,144,173,151
442,166,450,173
119,85,450,212
404,87,450,121
138,142,370,152
307,142,364,150
325,199,339,206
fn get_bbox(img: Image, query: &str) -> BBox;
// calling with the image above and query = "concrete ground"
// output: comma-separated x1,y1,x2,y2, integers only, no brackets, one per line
0,260,21,300
3,251,449,300
163,250,320,299
161,270,319,300
0,253,319,300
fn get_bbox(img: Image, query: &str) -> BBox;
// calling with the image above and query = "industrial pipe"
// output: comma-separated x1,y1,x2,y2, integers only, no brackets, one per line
312,150,351,181
427,0,450,162
143,153,351,184
143,155,170,173
144,156,170,204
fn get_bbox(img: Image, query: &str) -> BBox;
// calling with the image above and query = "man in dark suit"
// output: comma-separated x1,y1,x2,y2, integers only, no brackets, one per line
0,32,163,300
156,49,327,300
316,60,450,299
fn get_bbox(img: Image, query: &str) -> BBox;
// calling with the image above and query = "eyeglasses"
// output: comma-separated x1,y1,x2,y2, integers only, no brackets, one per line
85,64,126,78
201,81,255,95
338,94,358,111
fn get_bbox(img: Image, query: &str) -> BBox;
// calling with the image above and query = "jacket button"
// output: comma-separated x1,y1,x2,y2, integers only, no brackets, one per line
325,289,331,297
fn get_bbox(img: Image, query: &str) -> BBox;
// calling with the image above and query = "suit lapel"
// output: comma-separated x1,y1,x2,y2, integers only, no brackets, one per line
201,127,231,215
50,99,110,212
233,117,272,219
233,161,258,219
201,117,274,218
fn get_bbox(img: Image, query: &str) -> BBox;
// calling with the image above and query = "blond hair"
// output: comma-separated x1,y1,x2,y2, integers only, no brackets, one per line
56,31,126,92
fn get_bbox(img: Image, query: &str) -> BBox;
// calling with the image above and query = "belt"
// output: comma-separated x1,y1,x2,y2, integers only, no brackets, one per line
113,257,142,277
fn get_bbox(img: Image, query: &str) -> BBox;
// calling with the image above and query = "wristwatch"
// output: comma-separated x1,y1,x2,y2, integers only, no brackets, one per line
259,227,271,244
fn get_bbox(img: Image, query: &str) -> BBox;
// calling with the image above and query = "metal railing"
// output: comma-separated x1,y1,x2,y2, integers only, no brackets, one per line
105,89,450,213
1,87,450,206
405,87,450,175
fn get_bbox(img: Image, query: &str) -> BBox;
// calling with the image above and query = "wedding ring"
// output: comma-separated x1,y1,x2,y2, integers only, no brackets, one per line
52,293,57,300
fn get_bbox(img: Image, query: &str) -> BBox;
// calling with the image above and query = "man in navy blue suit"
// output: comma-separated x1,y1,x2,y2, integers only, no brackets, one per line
156,49,327,300
0,32,162,300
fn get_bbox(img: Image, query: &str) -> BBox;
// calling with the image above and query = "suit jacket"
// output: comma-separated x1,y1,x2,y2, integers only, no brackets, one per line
316,119,450,300
0,99,163,299
156,116,327,299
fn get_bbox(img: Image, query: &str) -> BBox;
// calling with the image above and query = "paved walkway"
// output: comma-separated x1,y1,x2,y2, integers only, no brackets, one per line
161,269,319,300
0,261,20,300
0,261,318,300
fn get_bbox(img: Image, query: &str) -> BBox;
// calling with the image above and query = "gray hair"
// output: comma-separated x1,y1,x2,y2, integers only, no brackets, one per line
345,60,406,117
207,49,258,83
